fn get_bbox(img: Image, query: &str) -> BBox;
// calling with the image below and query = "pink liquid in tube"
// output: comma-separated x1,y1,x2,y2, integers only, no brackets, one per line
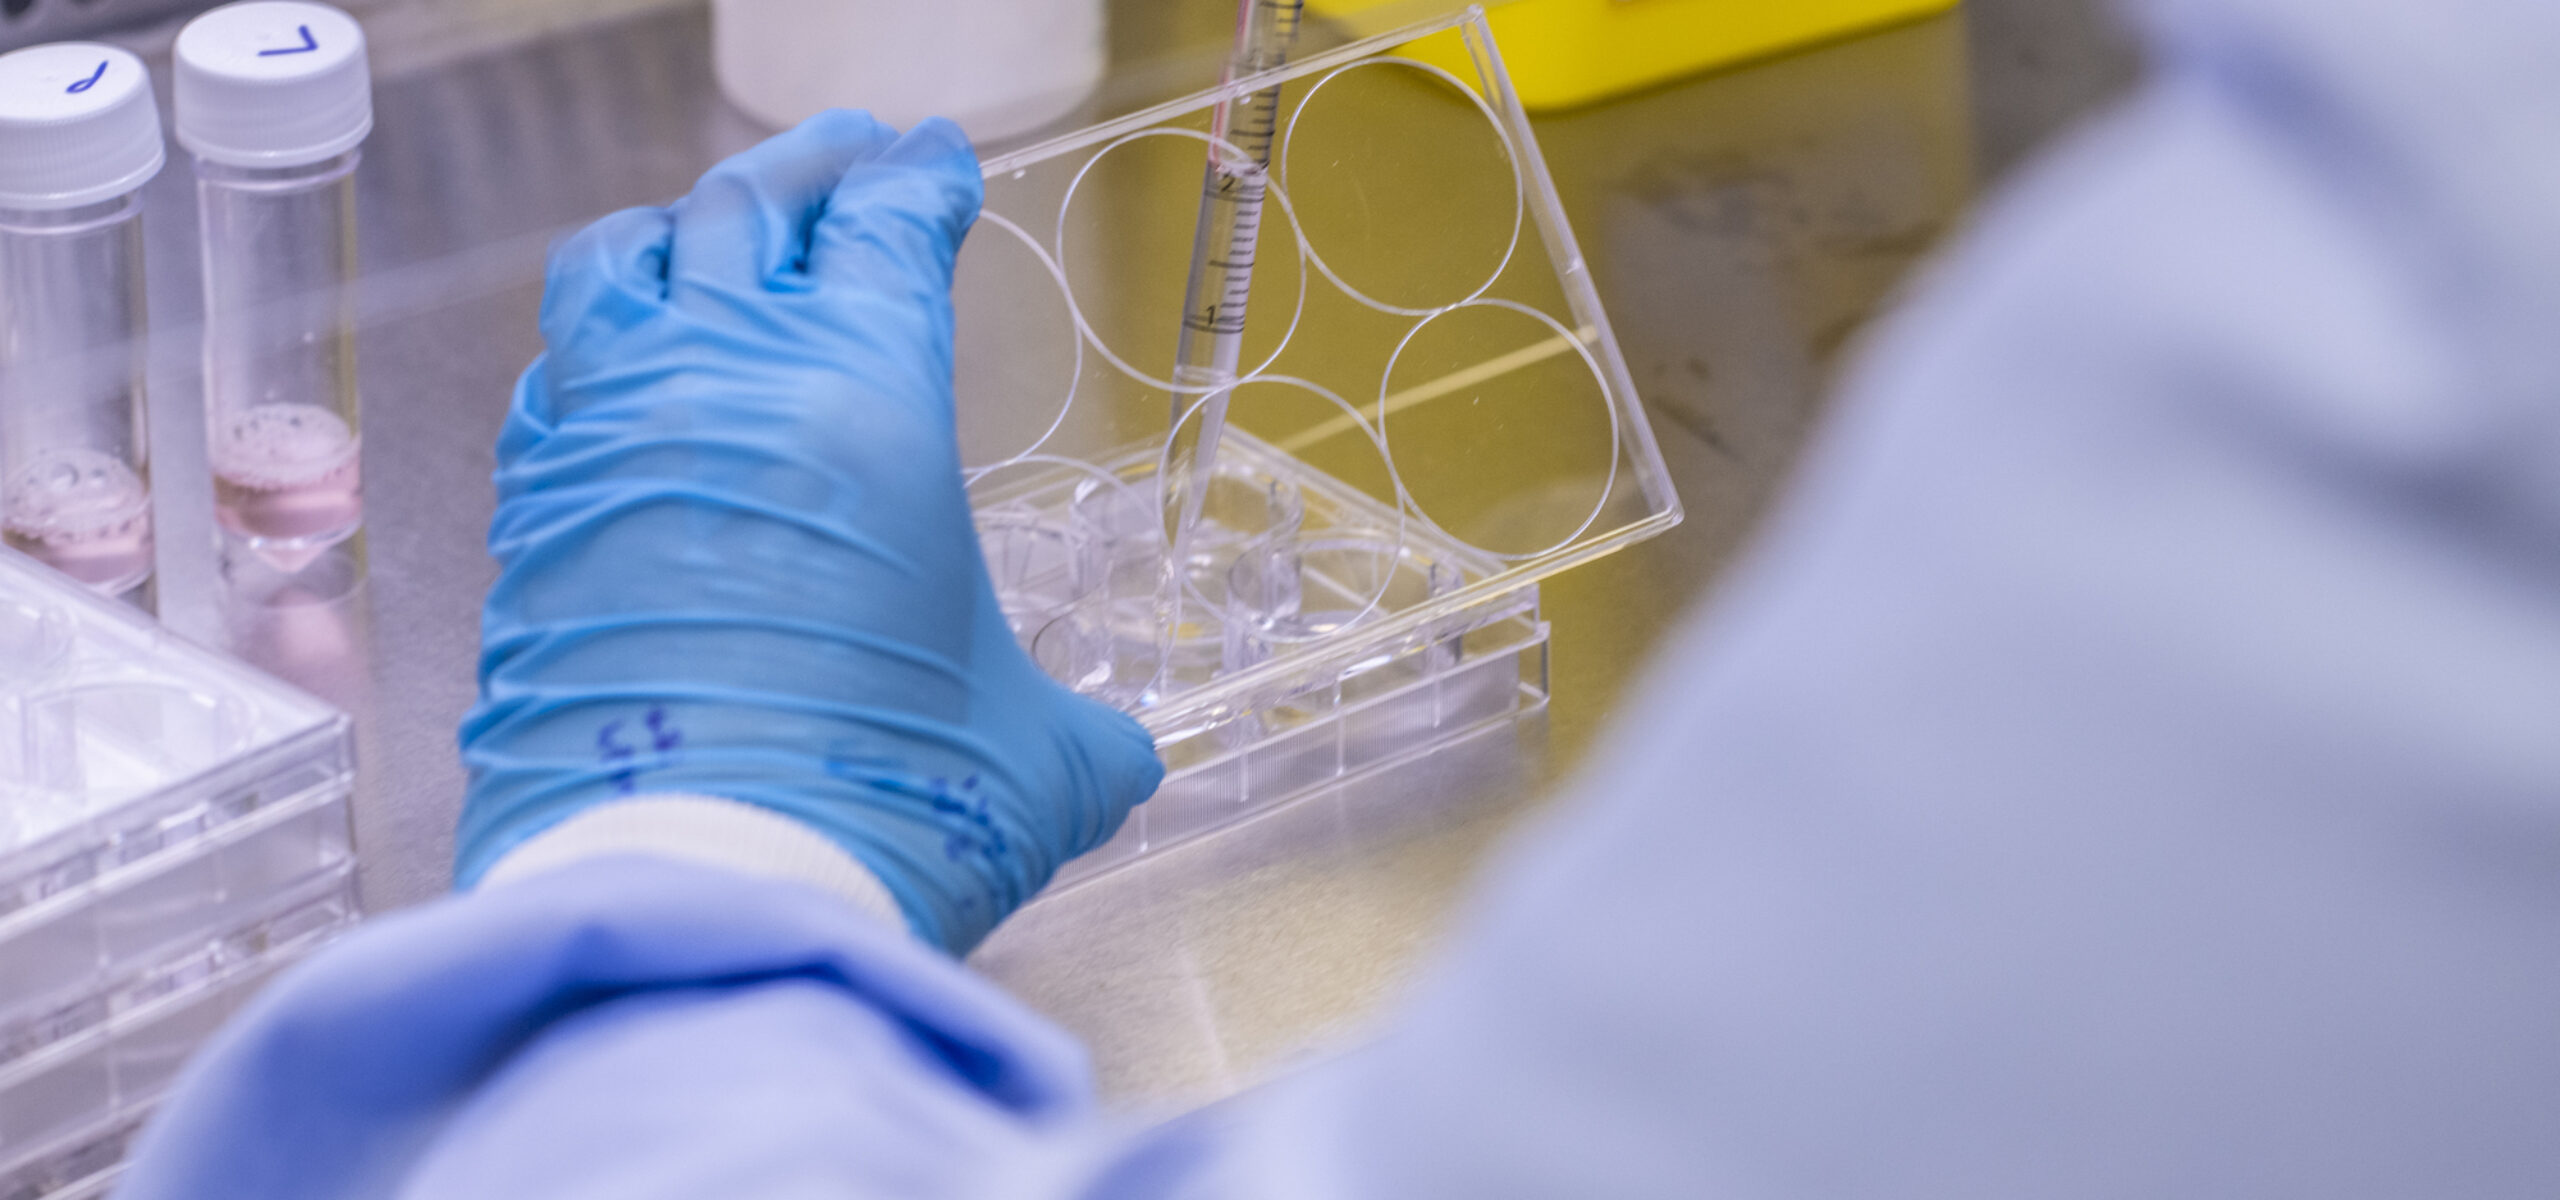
1,448,154,595
211,405,361,574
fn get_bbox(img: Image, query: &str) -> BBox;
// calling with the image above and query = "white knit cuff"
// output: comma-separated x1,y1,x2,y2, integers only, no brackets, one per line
478,793,907,931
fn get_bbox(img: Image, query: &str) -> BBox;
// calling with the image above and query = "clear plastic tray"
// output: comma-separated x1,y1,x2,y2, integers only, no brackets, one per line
0,888,347,1200
1,545,359,1192
959,10,1673,874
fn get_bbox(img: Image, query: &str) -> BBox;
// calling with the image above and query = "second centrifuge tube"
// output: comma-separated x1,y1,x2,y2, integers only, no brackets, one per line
176,2,373,587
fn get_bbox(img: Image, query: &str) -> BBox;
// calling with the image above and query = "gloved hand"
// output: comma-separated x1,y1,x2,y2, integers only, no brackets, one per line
456,111,1163,954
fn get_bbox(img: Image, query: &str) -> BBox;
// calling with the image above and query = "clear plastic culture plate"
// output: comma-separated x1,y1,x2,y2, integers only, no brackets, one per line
0,919,341,1200
957,9,1677,878
0,544,357,1182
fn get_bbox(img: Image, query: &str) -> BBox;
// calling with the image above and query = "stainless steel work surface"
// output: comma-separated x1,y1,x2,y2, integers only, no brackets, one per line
119,0,2134,1101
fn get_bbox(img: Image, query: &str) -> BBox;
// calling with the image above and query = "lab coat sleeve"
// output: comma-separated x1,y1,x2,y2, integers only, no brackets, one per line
112,854,1103,1200
1196,2,2560,1195
115,0,2560,1195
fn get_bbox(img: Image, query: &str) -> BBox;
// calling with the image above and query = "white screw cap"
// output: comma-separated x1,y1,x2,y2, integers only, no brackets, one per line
0,44,166,211
174,2,372,168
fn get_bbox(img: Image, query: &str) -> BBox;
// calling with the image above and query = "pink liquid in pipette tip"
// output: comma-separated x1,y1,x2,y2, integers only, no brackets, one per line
212,405,363,574
1,448,154,594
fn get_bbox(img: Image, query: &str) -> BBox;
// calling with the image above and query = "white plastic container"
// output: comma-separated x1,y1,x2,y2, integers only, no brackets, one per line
711,0,1106,143
0,44,165,604
174,2,373,597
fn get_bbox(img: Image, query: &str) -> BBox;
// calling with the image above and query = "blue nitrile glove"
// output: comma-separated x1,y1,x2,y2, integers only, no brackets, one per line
455,111,1163,954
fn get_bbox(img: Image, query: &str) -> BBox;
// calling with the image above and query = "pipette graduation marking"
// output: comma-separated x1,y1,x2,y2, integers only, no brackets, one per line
1163,0,1303,633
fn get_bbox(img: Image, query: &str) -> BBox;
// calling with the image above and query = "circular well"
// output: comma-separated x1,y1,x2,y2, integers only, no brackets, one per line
22,681,254,797
1158,375,1406,616
1280,58,1524,317
1379,300,1621,560
1054,127,1307,395
953,209,1082,472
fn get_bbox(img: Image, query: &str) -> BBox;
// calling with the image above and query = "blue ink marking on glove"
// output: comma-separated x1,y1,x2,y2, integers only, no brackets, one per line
928,777,1008,864
597,721,639,795
596,709,685,796
646,707,684,755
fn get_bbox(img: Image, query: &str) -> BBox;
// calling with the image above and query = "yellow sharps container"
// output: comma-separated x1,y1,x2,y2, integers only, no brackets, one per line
1309,0,1964,111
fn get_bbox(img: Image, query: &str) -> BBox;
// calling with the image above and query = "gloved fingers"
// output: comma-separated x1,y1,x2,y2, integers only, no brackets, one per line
1101,715,1166,812
669,109,899,301
809,116,984,300
538,205,672,354
1058,697,1167,854
1097,706,1166,804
